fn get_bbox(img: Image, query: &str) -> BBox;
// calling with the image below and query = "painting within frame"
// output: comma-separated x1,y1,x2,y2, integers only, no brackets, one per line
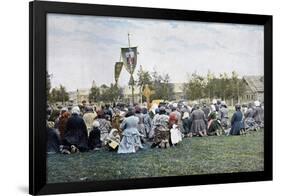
29,1,272,195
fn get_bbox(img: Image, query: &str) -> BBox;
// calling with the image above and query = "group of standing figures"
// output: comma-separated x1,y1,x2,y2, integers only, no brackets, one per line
46,99,264,155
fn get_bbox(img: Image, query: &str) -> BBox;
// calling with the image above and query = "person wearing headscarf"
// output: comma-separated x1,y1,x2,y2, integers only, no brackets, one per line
190,104,207,136
182,112,192,137
46,106,62,154
244,102,257,131
201,102,210,121
229,104,244,135
88,120,102,150
216,100,221,111
151,107,170,148
105,129,121,151
111,108,122,133
253,100,264,128
135,105,146,139
169,105,183,132
207,111,224,136
58,107,71,141
169,111,178,128
241,103,248,115
170,124,182,146
218,101,229,129
95,110,112,144
63,106,89,153
47,126,61,154
210,99,217,113
117,109,143,154
83,106,97,136
171,104,181,121
142,107,152,140
104,104,113,122
149,107,160,139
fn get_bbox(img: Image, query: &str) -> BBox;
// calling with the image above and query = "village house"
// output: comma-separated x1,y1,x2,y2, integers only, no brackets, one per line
241,75,264,103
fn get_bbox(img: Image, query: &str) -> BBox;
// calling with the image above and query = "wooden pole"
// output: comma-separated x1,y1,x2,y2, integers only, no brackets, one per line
128,33,134,104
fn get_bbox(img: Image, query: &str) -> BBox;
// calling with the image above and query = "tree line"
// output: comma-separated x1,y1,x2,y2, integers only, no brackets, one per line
183,71,246,102
47,69,247,104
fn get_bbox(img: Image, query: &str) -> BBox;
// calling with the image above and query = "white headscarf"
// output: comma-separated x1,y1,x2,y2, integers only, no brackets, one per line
71,106,80,115
254,100,261,107
92,120,100,128
182,112,189,119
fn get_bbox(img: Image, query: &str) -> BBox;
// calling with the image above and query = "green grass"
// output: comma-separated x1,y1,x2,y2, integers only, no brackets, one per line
47,130,264,183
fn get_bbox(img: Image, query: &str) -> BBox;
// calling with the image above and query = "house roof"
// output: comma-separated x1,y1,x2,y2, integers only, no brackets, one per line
243,76,264,93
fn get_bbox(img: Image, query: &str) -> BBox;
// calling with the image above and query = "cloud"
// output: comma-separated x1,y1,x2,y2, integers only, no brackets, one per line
47,13,264,91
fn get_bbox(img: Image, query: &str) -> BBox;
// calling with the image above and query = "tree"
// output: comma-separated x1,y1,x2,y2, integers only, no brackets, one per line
184,70,247,103
150,70,174,101
49,85,69,103
46,71,51,100
88,86,101,103
100,83,123,103
183,72,206,101
162,74,174,101
230,71,246,103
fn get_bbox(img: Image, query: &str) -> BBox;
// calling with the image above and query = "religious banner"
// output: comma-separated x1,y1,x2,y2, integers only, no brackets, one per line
114,62,123,83
121,47,138,74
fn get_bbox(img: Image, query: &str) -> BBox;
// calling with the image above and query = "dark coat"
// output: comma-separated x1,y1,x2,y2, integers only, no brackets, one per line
190,109,206,133
47,126,61,153
202,106,210,119
88,127,102,149
63,114,89,151
229,110,243,135
182,117,192,134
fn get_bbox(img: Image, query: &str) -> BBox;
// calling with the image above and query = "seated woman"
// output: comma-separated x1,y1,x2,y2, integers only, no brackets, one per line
229,104,244,135
117,109,143,154
62,106,89,153
88,120,102,150
105,129,121,151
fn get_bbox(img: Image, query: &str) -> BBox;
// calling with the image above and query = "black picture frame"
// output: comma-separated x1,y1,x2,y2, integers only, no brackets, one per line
29,1,273,195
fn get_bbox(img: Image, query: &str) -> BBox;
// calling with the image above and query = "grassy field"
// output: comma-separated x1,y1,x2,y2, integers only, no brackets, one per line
47,130,264,183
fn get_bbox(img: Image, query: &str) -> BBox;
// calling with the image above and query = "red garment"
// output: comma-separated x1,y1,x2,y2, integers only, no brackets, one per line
169,113,178,128
58,111,71,140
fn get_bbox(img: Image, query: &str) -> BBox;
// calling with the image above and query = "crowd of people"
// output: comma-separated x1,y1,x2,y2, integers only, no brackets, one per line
46,99,264,155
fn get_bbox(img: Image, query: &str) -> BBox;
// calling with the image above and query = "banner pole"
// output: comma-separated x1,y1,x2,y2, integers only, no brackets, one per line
128,33,134,104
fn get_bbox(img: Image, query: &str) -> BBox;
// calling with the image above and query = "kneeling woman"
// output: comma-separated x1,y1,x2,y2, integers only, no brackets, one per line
88,120,102,150
117,109,143,154
63,106,89,153
229,104,244,135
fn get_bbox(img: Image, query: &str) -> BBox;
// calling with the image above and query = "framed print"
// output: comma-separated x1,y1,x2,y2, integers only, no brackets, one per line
29,1,273,195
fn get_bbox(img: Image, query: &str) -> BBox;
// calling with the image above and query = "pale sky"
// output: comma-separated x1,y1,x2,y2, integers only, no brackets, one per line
47,13,264,92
